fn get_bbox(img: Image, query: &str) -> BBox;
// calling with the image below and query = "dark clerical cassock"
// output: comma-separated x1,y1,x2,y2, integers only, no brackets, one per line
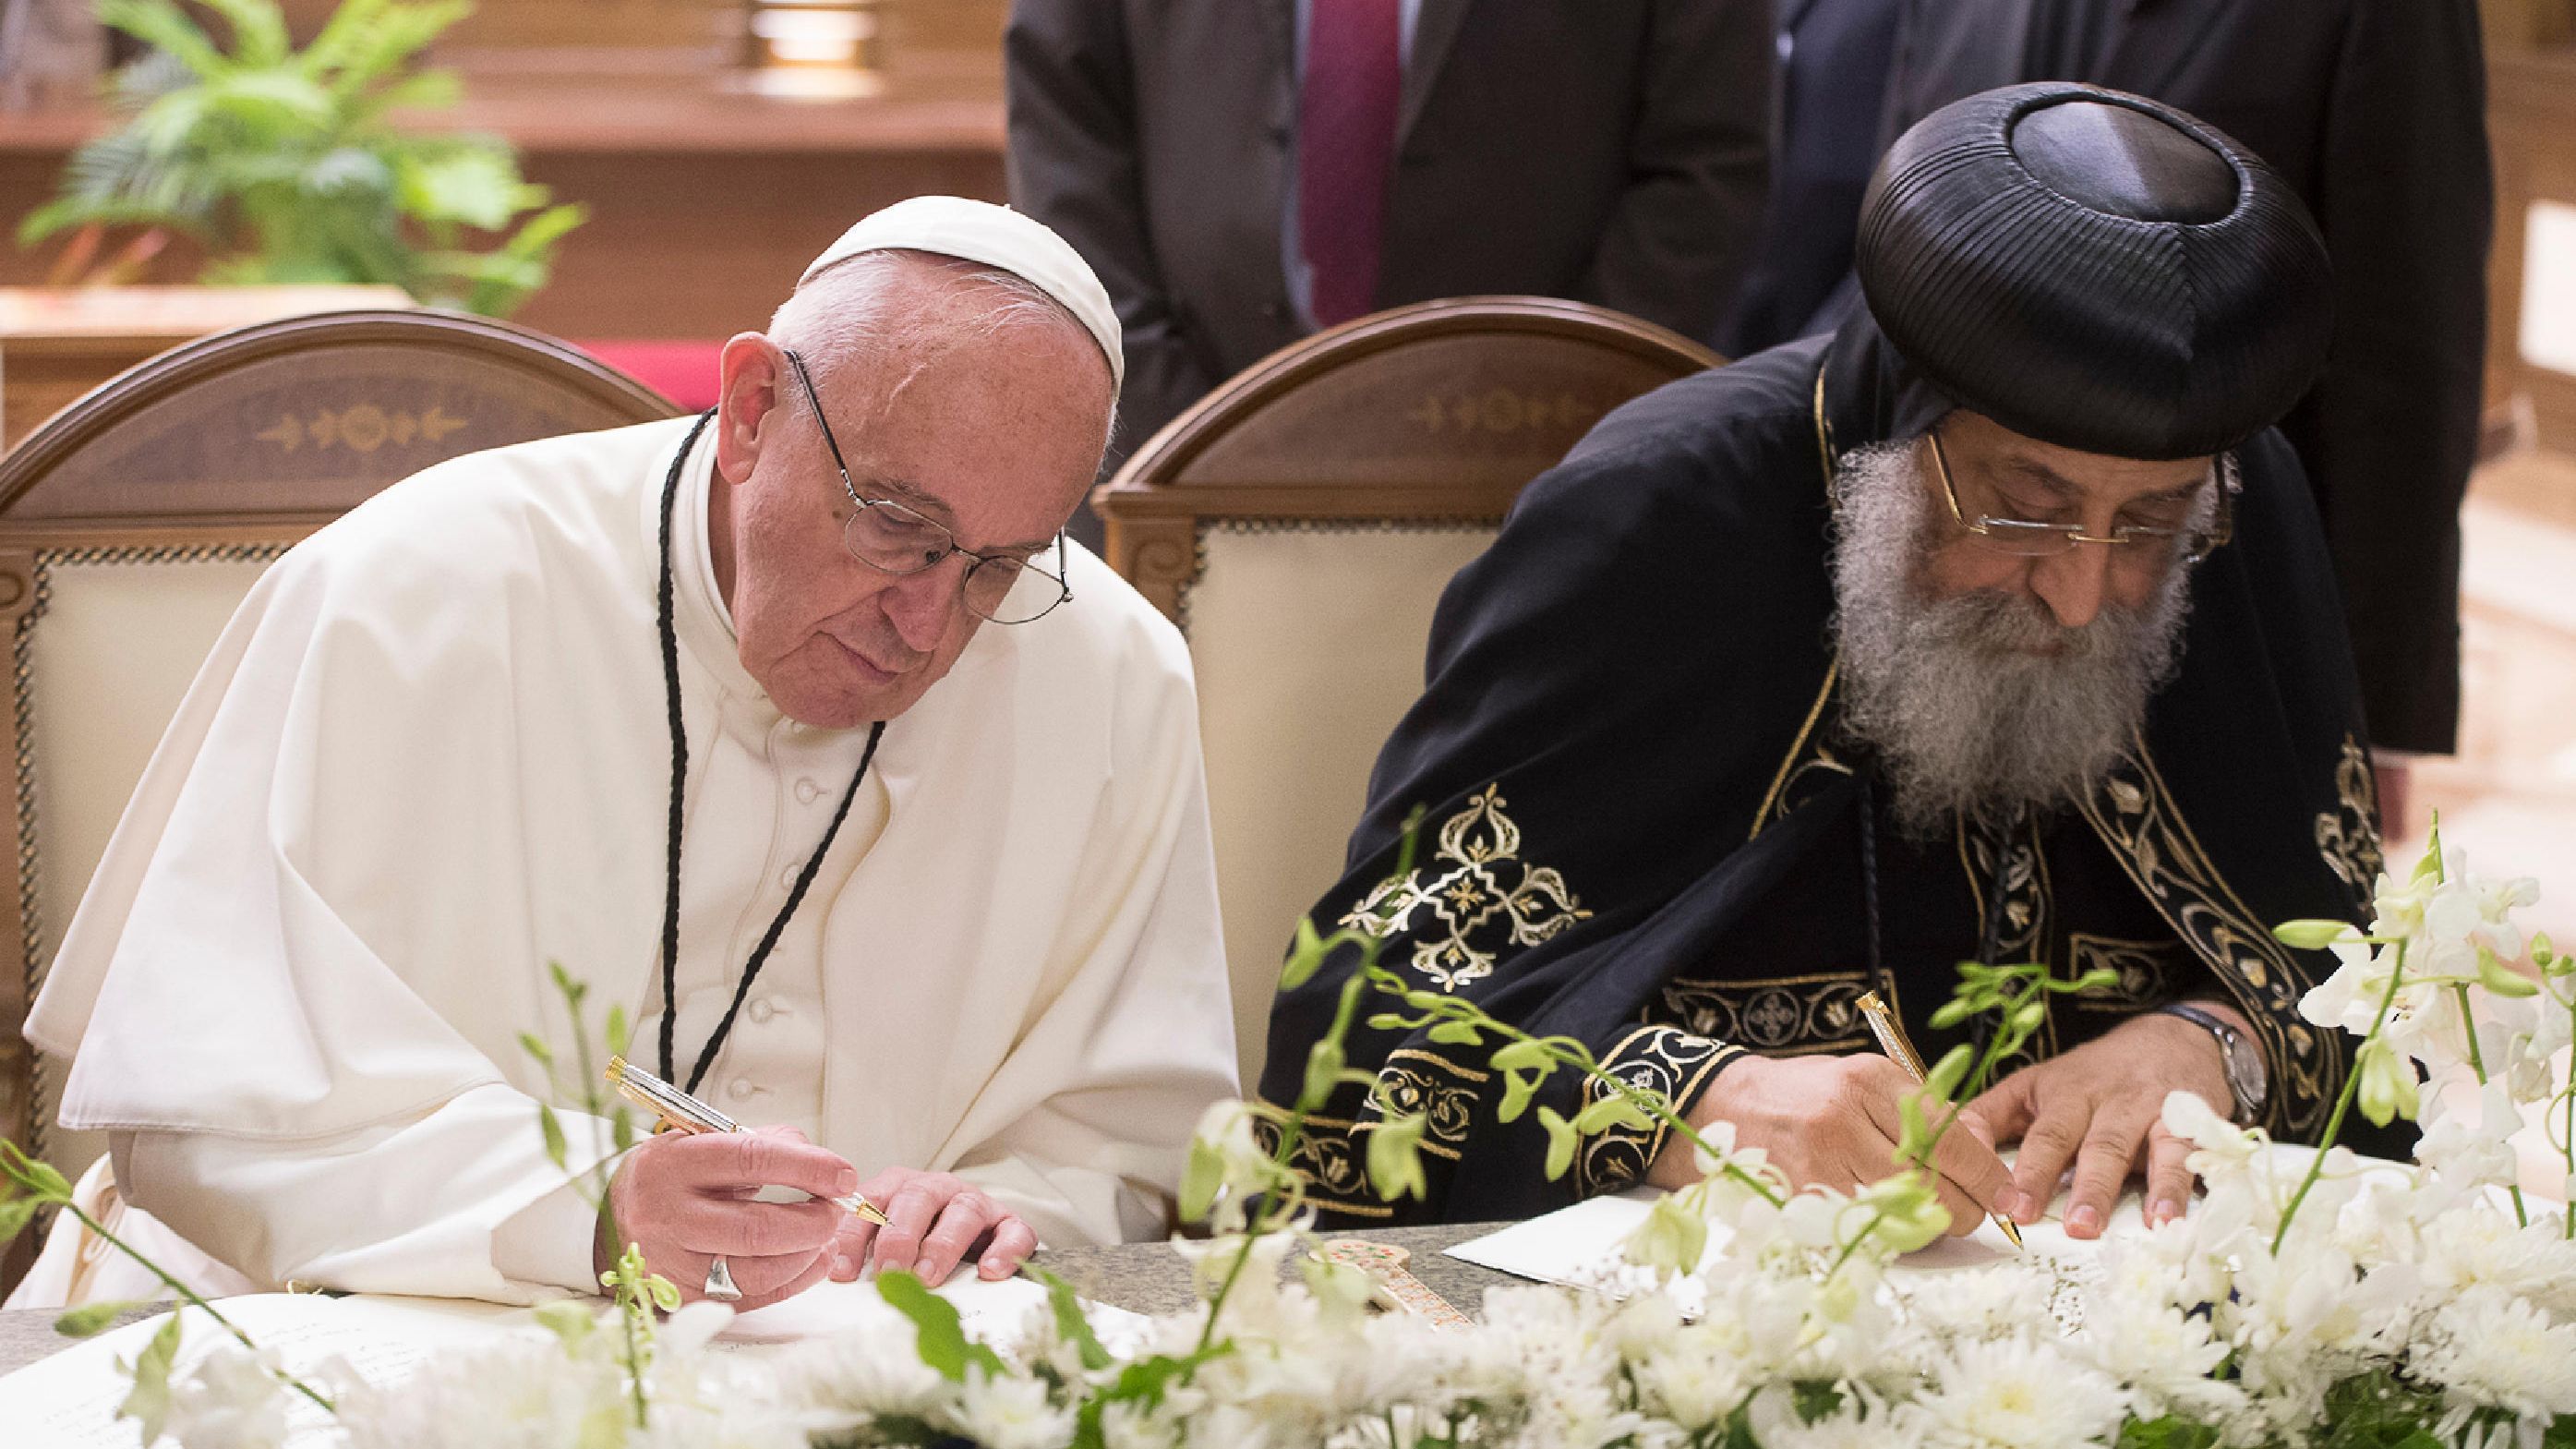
1261,83,2398,1226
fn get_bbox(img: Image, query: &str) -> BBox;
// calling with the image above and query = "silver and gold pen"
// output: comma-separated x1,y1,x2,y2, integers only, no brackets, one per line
1852,992,2023,1250
606,1056,893,1226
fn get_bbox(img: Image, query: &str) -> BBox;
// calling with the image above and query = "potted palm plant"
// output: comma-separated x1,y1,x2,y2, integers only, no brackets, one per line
18,0,583,318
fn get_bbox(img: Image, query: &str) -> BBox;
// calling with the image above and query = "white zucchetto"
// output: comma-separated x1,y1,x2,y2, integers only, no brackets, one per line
800,196,1125,394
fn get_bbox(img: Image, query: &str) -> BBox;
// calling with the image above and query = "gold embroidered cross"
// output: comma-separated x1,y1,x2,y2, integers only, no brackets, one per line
1341,785,1593,992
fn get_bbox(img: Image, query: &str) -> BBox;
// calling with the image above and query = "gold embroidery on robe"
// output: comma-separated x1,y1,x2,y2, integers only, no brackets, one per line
2066,934,2189,1011
1341,785,1593,992
1751,659,1850,839
1251,1115,1390,1218
1267,1051,1490,1218
1655,970,1877,1052
1962,813,2058,1069
2314,734,2385,904
1375,1049,1484,1154
1577,1026,1740,1197
2076,741,2335,1135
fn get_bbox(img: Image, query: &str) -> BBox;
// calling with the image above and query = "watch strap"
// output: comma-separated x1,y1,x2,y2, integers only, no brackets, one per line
2155,1001,2265,1125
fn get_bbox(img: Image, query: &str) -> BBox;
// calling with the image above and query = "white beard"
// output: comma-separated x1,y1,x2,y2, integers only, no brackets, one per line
1828,441,2200,839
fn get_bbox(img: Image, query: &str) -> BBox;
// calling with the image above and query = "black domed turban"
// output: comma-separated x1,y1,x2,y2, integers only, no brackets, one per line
1856,82,2331,461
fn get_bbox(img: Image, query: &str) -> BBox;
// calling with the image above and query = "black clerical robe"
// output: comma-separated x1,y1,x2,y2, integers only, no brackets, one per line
1258,312,2394,1226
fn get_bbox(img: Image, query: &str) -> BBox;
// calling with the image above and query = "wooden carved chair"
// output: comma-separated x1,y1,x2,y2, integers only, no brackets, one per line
1095,297,1719,1088
0,310,677,1290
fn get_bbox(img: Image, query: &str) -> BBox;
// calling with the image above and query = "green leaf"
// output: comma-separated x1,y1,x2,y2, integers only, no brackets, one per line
394,145,526,230
2065,967,2122,994
2275,919,2363,950
2010,1000,2048,1035
1928,999,1974,1032
1029,1267,1113,1371
533,1298,596,1350
1178,1136,1223,1225
647,1274,681,1312
519,1032,554,1069
1488,1039,1553,1073
2117,1414,2223,1449
98,0,228,79
875,1270,1006,1383
537,1104,570,1171
54,1299,150,1338
0,1142,71,1202
606,1006,632,1060
1923,1044,1974,1104
1498,1069,1539,1124
1571,1093,1652,1135
1364,1013,1423,1032
611,1108,637,1155
114,1312,184,1445
193,0,293,67
0,1195,42,1243
1279,916,1330,990
2479,948,2541,998
1366,1112,1429,1202
1538,1105,1577,1180
1426,1019,1484,1046
1300,1040,1345,1112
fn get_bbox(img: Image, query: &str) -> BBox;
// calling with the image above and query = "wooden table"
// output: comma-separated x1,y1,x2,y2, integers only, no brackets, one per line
0,1222,1523,1379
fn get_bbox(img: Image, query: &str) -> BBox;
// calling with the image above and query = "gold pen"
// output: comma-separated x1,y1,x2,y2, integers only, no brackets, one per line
606,1056,893,1226
1852,993,2023,1250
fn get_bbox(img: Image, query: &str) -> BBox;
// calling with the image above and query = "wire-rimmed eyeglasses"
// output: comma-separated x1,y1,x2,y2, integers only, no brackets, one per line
783,349,1073,625
1927,427,2237,565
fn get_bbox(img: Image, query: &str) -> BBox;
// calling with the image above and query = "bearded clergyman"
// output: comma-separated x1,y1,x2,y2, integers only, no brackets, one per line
1264,84,2400,1238
15,199,1236,1310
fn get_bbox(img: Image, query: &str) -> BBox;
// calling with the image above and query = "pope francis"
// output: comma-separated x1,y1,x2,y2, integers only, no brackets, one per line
12,199,1238,1310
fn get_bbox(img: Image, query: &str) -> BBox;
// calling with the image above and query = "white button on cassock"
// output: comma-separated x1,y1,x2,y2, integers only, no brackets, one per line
749,998,779,1024
794,778,822,804
728,1079,759,1102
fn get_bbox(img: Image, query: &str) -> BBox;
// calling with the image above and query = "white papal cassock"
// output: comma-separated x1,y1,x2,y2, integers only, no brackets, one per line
18,413,1238,1304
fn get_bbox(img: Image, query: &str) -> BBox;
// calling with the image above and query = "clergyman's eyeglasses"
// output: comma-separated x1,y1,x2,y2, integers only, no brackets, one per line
782,349,1073,626
1927,428,2237,565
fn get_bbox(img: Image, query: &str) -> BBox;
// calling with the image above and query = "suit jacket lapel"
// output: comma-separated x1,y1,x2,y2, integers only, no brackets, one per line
1399,0,1474,144
2094,0,2233,98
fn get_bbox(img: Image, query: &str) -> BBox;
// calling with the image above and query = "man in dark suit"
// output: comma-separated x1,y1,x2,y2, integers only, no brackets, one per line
1715,0,1904,359
1881,0,2493,764
1005,0,1772,541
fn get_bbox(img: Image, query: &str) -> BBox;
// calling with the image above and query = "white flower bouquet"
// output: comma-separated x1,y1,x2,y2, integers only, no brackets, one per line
8,822,2576,1448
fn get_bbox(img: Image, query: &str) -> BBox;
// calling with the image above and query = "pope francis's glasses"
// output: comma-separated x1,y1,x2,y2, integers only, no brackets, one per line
1927,428,2236,565
784,349,1074,625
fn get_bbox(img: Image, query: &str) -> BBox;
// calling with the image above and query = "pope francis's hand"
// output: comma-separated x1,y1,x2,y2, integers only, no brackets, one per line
605,1125,856,1309
1652,1053,2014,1235
1961,1008,2236,1239
826,1167,1038,1286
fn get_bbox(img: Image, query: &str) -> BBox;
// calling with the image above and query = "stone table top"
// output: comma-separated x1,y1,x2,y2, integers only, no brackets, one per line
0,1222,1523,1378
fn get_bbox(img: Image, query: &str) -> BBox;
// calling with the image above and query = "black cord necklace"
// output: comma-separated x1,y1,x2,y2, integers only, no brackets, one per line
652,410,886,1093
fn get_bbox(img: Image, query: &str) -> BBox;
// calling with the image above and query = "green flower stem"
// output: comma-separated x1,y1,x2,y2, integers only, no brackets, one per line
2561,982,2575,1242
2450,982,2530,1228
1350,960,1787,1209
62,1204,334,1414
2274,941,2409,1254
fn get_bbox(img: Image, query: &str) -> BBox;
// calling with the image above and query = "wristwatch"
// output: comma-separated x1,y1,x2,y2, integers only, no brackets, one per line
2155,1002,2268,1126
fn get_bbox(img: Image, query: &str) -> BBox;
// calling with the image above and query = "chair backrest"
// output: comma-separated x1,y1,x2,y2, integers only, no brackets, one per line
0,309,677,1289
1094,296,1718,1088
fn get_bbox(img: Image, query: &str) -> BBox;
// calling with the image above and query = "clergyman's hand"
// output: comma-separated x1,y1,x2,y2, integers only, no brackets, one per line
829,1167,1037,1286
1963,1007,2236,1238
603,1125,855,1310
1650,1052,2014,1237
